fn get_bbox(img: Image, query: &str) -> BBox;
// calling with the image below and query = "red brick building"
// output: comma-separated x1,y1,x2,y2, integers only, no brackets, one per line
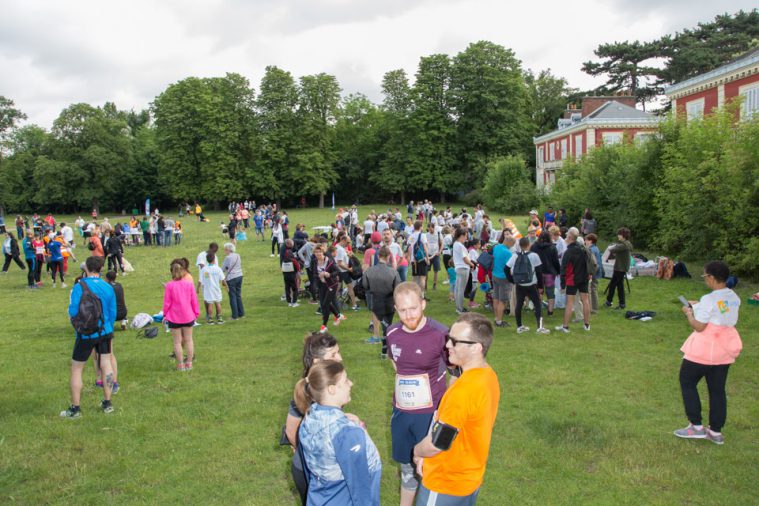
533,95,659,190
665,47,759,121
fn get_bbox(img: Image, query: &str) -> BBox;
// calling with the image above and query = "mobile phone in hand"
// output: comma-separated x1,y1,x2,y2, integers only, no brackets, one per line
678,295,691,308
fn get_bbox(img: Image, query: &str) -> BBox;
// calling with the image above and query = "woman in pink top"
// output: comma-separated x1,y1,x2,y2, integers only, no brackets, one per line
163,262,200,371
674,261,742,445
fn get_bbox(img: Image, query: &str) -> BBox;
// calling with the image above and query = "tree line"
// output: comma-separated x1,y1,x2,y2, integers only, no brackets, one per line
0,10,756,214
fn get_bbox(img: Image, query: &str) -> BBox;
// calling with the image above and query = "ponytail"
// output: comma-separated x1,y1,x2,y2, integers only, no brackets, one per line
294,378,313,415
293,360,345,415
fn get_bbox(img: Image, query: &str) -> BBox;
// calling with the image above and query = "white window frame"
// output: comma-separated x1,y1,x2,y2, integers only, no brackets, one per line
739,81,759,120
686,97,705,121
602,132,623,145
538,146,544,167
574,135,583,158
560,139,568,160
549,142,555,161
634,132,654,144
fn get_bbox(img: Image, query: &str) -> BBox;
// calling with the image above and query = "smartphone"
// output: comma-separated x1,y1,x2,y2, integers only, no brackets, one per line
678,295,691,308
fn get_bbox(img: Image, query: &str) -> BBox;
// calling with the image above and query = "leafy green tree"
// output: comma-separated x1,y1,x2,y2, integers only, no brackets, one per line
0,125,48,212
407,54,457,201
0,96,27,158
449,41,532,187
334,94,384,203
375,69,414,203
481,155,539,213
524,69,578,136
256,66,300,202
294,73,341,207
581,40,662,107
153,73,258,205
42,103,132,212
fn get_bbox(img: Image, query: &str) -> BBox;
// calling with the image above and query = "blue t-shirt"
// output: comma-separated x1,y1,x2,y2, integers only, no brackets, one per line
68,277,117,338
48,240,63,262
492,243,512,279
253,215,263,228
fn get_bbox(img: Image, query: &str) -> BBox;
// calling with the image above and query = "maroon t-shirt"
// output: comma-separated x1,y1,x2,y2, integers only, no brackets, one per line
386,317,448,414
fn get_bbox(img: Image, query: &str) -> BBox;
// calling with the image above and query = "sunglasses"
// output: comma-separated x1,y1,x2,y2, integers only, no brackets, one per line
446,334,478,346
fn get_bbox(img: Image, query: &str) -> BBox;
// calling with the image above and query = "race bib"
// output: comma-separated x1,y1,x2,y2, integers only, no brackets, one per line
395,373,433,410
281,262,294,273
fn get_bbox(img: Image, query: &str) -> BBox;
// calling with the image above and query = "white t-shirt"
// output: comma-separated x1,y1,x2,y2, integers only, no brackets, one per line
554,237,567,259
505,250,542,286
425,232,440,256
61,226,74,243
693,288,740,327
272,225,284,243
200,264,225,302
388,242,404,264
196,250,218,270
452,241,468,270
335,244,349,272
363,220,375,234
377,220,389,233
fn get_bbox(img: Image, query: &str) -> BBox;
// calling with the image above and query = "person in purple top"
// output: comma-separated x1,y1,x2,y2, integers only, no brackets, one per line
386,281,451,506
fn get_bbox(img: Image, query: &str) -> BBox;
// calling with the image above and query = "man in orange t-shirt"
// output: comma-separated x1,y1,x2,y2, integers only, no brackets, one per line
413,312,500,505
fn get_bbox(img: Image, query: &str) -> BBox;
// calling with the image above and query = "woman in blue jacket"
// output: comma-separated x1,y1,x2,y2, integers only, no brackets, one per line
295,360,381,506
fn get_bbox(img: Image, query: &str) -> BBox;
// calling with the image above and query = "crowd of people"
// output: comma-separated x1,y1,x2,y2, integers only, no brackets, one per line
0,197,745,505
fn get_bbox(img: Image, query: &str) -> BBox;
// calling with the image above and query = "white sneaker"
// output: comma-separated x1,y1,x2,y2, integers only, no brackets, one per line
554,326,570,333
291,302,300,308
61,282,67,288
517,326,530,334
270,254,275,257
584,323,591,331
536,327,550,334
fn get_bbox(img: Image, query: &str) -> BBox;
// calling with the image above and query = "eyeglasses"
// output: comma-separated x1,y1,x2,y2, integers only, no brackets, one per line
446,334,478,346
701,273,711,278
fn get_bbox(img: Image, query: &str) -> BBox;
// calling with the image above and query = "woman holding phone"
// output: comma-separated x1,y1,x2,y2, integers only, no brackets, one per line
674,261,742,444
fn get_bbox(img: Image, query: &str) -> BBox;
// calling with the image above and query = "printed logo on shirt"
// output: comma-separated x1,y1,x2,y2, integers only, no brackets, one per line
350,444,361,453
415,349,422,355
390,344,401,361
717,300,729,314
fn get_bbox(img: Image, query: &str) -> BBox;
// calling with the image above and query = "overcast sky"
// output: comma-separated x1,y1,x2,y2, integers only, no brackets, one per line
1,0,755,128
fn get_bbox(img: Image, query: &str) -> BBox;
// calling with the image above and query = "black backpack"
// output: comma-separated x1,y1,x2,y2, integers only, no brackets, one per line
512,252,534,285
349,255,363,280
71,280,106,337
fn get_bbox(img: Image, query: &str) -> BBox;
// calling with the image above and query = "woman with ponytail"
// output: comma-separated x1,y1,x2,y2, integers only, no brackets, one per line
284,333,343,505
163,260,199,371
295,360,381,505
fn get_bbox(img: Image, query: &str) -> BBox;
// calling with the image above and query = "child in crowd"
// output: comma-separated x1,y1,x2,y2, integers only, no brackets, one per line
199,252,226,324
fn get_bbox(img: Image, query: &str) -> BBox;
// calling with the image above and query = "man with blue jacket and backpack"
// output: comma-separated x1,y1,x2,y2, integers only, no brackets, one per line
506,237,549,335
60,256,117,418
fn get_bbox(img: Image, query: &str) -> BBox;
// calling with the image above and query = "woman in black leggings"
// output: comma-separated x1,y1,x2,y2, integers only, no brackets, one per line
313,245,342,333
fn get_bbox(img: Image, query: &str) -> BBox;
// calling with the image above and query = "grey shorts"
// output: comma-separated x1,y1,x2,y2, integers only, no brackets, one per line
492,277,512,302
415,484,480,505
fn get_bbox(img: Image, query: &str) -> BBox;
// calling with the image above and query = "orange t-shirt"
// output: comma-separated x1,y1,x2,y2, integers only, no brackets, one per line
422,366,500,496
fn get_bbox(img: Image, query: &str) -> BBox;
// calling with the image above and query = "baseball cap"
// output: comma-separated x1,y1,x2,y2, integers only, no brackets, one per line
371,231,381,244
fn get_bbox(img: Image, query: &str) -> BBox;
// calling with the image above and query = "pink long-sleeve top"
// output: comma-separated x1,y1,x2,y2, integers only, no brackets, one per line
163,279,200,324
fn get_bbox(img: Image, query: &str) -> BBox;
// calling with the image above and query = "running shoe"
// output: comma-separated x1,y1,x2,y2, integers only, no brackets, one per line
351,304,360,311
673,423,707,439
60,405,81,418
706,428,724,445
216,317,225,324
516,326,530,334
290,302,300,308
494,321,510,328
176,362,187,371
319,325,328,334
584,323,591,331
333,315,343,326
536,327,550,334
554,326,570,333
100,400,114,414
111,382,120,395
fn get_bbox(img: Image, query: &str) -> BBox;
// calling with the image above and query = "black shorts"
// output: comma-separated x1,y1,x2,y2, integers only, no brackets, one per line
167,321,195,329
72,334,113,362
339,271,352,284
566,282,589,295
411,261,429,277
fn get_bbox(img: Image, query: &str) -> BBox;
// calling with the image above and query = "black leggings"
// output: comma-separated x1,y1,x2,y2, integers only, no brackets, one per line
26,258,36,286
2,254,25,272
515,284,542,328
318,285,340,325
108,254,124,273
284,272,298,303
305,267,317,301
50,260,64,282
272,237,280,255
34,256,43,282
679,359,730,432
606,270,626,307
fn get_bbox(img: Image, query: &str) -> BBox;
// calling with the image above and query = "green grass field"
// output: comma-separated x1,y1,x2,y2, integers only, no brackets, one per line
1,206,757,505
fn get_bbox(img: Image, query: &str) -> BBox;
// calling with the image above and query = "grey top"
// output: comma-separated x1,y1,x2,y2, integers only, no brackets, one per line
298,242,314,268
222,252,243,280
362,262,400,298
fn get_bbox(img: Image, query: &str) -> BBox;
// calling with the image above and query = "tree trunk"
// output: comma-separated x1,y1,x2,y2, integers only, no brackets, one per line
318,192,325,209
92,198,99,216
440,191,446,204
400,190,406,205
